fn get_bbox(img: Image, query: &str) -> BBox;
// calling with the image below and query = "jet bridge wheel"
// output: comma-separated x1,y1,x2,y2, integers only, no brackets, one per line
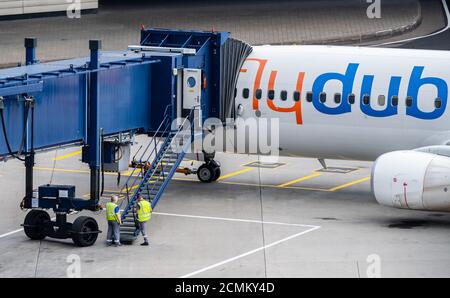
213,167,221,182
211,160,221,182
71,216,99,247
24,210,50,240
197,161,221,183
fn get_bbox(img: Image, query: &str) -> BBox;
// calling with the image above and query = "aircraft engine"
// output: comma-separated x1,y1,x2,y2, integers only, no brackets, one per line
372,150,450,212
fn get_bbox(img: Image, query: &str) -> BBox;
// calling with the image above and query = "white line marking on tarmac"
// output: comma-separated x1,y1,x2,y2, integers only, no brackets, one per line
0,228,24,239
155,212,321,278
153,212,319,228
0,212,319,239
374,0,450,46
180,226,321,278
0,211,320,278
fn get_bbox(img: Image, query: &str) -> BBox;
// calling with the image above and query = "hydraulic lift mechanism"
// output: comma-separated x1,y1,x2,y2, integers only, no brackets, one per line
0,28,252,246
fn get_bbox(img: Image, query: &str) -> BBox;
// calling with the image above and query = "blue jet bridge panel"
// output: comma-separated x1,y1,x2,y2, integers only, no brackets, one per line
0,28,232,156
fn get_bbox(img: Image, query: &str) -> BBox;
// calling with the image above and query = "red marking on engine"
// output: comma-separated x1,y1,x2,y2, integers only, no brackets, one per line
403,184,410,209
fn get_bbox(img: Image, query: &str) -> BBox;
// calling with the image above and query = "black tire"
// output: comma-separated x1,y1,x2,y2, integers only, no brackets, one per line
212,166,221,182
197,163,215,183
24,210,50,240
71,216,99,247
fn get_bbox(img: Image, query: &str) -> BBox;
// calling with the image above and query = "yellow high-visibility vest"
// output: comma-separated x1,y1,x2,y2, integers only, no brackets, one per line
137,200,152,222
106,202,119,222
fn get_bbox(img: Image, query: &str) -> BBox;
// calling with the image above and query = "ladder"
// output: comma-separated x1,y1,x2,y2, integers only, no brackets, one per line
118,107,195,243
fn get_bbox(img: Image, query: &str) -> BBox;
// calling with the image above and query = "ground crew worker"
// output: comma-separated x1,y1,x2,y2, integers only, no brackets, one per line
106,195,122,246
134,195,152,246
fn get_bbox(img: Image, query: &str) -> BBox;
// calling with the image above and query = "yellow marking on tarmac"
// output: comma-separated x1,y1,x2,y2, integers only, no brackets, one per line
35,166,330,192
35,167,90,174
121,169,141,177
328,177,371,192
217,167,254,181
121,184,139,193
219,180,330,192
91,179,331,198
278,172,322,188
52,150,82,161
242,161,288,170
35,167,132,177
36,166,370,194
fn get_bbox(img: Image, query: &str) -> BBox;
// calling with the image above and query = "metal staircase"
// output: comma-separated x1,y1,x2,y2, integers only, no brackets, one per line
118,107,195,243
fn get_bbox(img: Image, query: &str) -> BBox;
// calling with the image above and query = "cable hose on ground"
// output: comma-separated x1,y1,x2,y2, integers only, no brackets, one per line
0,108,26,161
101,134,105,197
101,167,105,197
17,105,29,157
49,149,58,184
113,145,123,163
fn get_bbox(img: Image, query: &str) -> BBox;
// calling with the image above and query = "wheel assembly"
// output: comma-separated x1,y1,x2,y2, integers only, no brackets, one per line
23,210,50,240
197,161,221,183
213,166,221,181
197,163,215,183
71,216,99,247
211,160,221,181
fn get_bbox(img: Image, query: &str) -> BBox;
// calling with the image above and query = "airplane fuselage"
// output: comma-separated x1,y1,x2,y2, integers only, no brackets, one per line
235,45,450,161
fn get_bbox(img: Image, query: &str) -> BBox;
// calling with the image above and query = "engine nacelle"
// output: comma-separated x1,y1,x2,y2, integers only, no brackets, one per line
372,151,450,212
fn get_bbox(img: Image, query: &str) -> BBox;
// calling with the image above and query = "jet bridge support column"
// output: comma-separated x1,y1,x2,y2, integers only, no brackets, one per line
24,38,37,204
24,101,35,203
87,40,101,203
25,37,38,66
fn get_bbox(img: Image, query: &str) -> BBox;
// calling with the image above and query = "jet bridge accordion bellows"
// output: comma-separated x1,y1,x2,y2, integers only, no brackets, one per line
219,38,253,121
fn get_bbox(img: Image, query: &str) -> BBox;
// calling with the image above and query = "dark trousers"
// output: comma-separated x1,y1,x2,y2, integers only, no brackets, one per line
107,220,120,243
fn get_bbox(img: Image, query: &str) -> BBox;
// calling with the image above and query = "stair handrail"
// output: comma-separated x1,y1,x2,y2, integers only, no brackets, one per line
118,104,172,205
136,104,172,165
124,182,137,222
140,109,197,206
118,119,170,205
119,122,172,216
121,107,197,216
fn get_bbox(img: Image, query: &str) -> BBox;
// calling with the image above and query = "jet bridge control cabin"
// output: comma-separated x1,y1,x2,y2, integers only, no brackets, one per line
0,28,252,246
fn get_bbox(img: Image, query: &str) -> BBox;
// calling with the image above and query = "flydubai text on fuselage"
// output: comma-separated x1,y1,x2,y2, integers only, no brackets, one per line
235,45,450,161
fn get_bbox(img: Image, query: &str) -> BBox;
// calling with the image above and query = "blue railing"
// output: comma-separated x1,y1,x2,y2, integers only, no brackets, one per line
118,105,172,211
119,108,196,217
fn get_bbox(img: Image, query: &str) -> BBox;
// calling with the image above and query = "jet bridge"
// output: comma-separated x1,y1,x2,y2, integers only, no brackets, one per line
0,28,252,246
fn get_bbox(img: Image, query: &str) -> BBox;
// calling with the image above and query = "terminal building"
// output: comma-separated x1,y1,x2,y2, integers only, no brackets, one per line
0,0,98,18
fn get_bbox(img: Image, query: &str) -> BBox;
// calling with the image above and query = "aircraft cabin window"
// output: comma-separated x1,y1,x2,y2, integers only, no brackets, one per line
406,96,413,107
268,90,275,100
280,90,288,101
362,94,370,105
319,92,326,103
378,95,386,106
255,89,262,100
348,93,355,104
334,93,341,104
306,91,313,102
243,88,250,99
391,95,399,106
435,97,442,109
293,91,301,102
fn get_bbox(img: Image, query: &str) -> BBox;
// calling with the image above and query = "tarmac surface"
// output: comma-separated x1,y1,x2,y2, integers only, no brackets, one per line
1,0,450,278
361,0,450,50
0,137,450,278
0,0,422,66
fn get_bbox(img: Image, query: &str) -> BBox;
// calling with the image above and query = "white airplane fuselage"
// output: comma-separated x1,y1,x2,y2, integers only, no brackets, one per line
234,45,450,161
